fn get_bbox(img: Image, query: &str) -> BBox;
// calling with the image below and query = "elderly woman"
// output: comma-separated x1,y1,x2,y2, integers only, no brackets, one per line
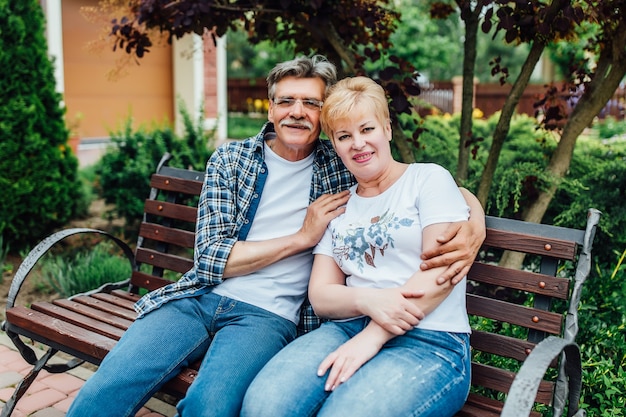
241,76,473,417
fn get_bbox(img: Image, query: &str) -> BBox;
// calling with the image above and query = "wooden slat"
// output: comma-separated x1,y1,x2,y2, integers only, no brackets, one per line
158,166,204,182
467,294,563,334
31,302,126,340
456,393,503,417
485,215,585,243
52,299,133,330
471,331,534,362
5,306,115,363
468,262,569,299
150,174,203,195
484,228,577,260
161,367,198,397
130,271,176,292
135,247,194,274
110,289,142,303
471,362,554,405
455,393,542,417
139,222,195,249
70,295,138,321
144,200,198,223
90,293,139,310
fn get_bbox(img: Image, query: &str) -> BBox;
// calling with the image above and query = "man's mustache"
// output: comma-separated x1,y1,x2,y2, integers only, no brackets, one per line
279,119,313,130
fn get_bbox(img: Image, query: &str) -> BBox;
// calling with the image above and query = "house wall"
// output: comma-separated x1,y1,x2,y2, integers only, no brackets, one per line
61,0,174,139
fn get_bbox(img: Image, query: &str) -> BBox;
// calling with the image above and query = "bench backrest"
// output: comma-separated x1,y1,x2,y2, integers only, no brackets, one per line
127,162,204,295
138,160,599,414
465,213,598,415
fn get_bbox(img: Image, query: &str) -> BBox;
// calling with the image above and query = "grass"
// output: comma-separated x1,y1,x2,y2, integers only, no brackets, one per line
37,240,132,297
227,113,267,139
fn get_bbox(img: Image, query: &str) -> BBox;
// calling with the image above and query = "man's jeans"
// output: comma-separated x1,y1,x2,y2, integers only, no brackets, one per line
242,317,470,417
66,292,296,417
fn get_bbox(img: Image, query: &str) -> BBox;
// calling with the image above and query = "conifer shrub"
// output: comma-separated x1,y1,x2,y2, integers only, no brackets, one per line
0,0,82,250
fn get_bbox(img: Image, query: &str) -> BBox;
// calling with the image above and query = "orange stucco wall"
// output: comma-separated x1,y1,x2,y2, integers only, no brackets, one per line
61,0,173,139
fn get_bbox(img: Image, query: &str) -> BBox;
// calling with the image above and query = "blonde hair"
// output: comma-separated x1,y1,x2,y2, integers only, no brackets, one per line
320,76,390,139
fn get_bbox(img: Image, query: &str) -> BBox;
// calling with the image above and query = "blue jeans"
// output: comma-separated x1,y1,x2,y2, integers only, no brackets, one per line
66,292,296,417
242,318,470,417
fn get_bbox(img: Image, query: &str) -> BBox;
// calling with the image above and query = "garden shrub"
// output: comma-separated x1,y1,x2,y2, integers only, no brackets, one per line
578,251,626,416
407,112,556,217
0,0,83,251
548,136,626,267
96,103,215,227
595,116,626,140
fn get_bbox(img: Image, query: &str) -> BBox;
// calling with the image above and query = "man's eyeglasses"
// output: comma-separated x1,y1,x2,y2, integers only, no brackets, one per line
272,98,324,111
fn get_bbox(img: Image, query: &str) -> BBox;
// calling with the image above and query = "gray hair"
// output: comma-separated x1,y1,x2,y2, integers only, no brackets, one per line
266,55,337,100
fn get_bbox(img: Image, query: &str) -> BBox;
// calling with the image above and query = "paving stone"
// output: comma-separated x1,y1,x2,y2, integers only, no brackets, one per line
0,387,15,402
0,371,24,388
31,407,66,417
40,373,84,394
15,388,66,415
53,396,74,413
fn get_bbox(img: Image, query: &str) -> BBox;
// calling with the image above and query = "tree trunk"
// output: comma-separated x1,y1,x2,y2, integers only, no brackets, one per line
393,118,417,163
317,21,357,74
476,40,546,205
476,0,574,206
455,2,480,183
522,32,626,224
501,21,626,269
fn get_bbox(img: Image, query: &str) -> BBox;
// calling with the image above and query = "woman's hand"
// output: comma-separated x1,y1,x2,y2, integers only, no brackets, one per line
317,326,389,392
357,287,425,335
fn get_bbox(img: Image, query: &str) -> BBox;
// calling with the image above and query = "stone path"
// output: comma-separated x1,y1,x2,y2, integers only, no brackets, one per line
0,332,175,416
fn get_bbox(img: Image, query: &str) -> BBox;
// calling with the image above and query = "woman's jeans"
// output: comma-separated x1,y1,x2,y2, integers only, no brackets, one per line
242,318,471,417
66,292,296,417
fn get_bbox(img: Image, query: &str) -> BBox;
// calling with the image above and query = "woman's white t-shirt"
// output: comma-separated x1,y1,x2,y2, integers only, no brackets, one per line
314,163,471,333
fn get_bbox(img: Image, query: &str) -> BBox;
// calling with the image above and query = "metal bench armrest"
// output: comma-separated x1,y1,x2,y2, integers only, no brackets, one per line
501,336,585,417
1,228,135,365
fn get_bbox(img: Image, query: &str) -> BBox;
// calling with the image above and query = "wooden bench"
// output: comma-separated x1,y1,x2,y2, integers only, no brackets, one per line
1,155,600,417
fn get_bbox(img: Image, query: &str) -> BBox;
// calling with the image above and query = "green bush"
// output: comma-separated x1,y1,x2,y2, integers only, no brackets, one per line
406,112,556,217
548,137,626,267
594,116,626,140
578,251,626,416
228,114,266,139
0,0,82,251
96,104,215,227
0,234,9,275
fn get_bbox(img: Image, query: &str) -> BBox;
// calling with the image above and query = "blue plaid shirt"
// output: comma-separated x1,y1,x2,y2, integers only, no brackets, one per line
134,123,355,334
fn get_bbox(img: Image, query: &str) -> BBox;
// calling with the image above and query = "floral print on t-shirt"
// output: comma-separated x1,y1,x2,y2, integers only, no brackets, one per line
332,209,414,272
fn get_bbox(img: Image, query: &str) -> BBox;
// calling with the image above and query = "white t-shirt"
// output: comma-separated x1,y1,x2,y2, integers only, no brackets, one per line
314,163,471,333
213,144,314,324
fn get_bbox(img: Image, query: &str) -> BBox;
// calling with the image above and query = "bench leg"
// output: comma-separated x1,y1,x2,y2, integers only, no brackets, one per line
0,347,57,417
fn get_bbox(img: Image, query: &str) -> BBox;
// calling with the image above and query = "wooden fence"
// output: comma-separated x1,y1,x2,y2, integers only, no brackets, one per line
227,77,625,121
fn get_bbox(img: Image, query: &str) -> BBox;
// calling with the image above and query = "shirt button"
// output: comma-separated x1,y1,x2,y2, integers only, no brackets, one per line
261,168,266,173
253,193,258,199
244,219,249,224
